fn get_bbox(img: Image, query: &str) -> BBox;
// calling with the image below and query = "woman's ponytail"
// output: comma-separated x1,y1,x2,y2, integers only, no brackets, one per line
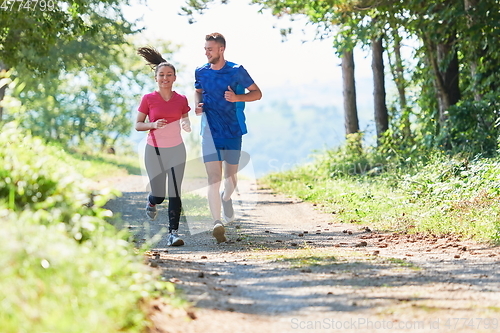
137,46,176,75
137,46,166,66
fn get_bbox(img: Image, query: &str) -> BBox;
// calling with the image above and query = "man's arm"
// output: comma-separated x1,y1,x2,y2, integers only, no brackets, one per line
225,83,262,102
195,88,204,115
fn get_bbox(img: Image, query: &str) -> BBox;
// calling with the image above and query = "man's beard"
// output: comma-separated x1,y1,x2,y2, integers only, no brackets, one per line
209,55,220,64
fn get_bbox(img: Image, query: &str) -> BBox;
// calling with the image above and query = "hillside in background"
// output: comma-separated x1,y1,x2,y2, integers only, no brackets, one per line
243,81,375,177
130,81,376,178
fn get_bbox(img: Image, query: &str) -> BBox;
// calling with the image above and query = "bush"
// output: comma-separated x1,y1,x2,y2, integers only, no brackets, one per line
436,93,500,156
310,133,386,178
0,122,181,332
262,142,500,242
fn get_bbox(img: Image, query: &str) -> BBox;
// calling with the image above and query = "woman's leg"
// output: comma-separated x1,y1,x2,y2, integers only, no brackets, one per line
166,143,186,232
144,144,167,205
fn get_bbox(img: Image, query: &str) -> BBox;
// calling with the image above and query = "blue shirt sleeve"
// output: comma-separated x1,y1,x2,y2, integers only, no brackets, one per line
237,66,255,90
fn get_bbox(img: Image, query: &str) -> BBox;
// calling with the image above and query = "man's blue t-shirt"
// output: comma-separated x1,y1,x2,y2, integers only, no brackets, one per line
195,61,255,139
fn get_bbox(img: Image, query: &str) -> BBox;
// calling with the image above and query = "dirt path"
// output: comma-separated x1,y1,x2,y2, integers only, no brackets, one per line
103,175,500,333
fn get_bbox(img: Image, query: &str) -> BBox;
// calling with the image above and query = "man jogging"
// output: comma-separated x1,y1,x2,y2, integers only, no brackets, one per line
194,32,262,243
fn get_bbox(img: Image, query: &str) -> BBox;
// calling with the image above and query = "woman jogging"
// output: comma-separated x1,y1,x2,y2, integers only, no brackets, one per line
136,46,191,247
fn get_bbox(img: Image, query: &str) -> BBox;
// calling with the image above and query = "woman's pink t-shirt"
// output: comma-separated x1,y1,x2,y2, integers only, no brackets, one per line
138,91,191,148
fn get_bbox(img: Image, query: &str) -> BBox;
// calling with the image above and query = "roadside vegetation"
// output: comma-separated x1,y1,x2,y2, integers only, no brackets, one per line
185,0,500,245
2,0,500,330
262,133,500,244
0,122,186,333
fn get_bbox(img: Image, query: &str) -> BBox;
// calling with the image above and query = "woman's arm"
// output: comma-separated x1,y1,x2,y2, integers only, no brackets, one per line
181,113,191,132
135,112,166,131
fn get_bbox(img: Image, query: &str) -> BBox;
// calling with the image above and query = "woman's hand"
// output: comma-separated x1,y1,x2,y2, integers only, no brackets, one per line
153,119,168,129
181,119,191,132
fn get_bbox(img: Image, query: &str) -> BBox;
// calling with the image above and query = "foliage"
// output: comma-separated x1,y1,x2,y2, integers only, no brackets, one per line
0,122,184,332
305,132,430,179
435,92,500,156
181,0,500,159
63,145,143,179
0,123,113,240
0,0,141,74
5,34,176,149
8,39,149,148
310,132,381,178
0,0,169,149
262,140,500,243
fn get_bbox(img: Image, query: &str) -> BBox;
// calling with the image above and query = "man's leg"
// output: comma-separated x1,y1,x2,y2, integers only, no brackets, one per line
220,162,238,223
222,161,239,201
205,160,228,243
220,137,242,220
205,160,223,221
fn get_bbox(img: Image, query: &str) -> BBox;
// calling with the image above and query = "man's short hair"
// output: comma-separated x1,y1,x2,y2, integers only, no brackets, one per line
205,32,226,48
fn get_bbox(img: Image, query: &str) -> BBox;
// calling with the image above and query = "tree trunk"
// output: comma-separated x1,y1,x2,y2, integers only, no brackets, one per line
423,33,460,126
391,28,411,139
437,36,461,114
371,35,388,144
464,0,482,101
342,49,359,135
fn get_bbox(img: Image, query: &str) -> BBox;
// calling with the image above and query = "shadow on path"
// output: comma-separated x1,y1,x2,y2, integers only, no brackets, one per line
105,179,500,330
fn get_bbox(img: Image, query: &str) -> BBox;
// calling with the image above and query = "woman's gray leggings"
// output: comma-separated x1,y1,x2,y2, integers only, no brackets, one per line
145,143,186,231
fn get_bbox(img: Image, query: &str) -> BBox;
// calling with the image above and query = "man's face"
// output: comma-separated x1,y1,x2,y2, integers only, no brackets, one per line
204,40,224,64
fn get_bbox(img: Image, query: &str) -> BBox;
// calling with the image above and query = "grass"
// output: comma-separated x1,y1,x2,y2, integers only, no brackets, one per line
182,192,211,218
266,249,338,268
385,258,420,270
261,149,500,243
0,122,187,333
180,192,213,235
0,214,174,333
63,145,143,179
280,255,337,268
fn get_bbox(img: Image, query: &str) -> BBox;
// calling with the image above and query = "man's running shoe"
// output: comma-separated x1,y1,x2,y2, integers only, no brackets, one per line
167,230,184,246
146,202,157,220
221,191,235,223
212,220,227,244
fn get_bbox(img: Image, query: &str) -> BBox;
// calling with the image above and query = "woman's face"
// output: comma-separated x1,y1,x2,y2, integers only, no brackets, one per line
155,65,176,89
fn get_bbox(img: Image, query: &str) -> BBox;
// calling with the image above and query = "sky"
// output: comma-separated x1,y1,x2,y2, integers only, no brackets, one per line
124,0,378,176
124,0,374,91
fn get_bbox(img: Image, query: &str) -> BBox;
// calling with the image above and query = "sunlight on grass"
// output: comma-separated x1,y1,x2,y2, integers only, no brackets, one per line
182,193,211,221
261,154,500,243
384,258,421,270
266,249,338,268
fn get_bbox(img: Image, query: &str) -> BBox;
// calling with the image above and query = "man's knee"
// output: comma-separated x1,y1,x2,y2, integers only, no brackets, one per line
207,174,222,185
224,164,239,180
205,163,223,185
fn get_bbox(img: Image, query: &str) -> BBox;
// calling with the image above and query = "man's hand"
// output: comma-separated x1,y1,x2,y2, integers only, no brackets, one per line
195,102,204,116
224,86,238,102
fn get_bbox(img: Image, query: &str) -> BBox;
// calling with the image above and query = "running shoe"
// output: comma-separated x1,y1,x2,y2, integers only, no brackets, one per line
212,220,227,244
167,230,184,246
221,191,235,223
146,202,157,220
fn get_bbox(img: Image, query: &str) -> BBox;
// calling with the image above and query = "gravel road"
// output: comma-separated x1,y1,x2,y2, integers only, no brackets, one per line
103,175,500,333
